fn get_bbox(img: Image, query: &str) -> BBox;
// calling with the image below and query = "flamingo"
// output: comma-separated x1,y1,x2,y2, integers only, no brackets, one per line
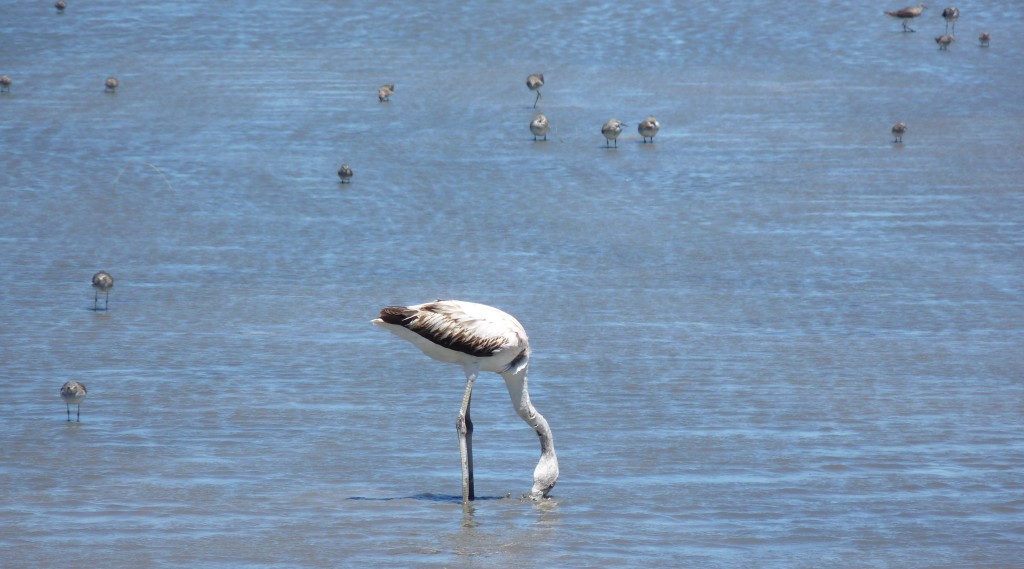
885,3,927,33
526,73,544,108
530,113,549,141
638,115,660,143
601,118,625,148
373,300,559,503
92,271,113,310
892,121,907,143
60,381,87,422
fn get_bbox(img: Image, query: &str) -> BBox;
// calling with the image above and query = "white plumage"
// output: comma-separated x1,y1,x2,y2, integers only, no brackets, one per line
376,300,526,369
530,113,549,141
373,300,558,502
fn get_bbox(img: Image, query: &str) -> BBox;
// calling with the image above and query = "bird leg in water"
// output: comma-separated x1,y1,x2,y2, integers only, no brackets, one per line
457,366,478,502
93,290,110,311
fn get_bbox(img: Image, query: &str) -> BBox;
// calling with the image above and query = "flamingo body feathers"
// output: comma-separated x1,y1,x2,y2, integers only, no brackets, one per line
374,300,529,375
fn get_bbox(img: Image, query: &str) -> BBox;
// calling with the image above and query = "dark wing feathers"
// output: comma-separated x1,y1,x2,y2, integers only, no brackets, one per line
379,304,506,358
378,305,418,326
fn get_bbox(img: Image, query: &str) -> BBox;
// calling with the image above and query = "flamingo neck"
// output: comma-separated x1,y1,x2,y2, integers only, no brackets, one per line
502,370,559,499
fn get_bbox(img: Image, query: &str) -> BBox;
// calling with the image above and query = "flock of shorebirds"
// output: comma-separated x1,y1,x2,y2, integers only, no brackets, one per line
0,74,119,94
335,72,663,183
884,3,990,47
329,5,998,181
55,271,112,422
884,4,991,144
522,73,660,150
0,3,133,95
1,6,119,423
4,1,995,183
14,2,993,427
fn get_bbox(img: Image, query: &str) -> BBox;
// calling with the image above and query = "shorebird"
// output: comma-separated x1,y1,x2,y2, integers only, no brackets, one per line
55,1,67,13
892,122,907,143
530,113,549,141
378,84,394,102
885,3,927,32
60,381,87,422
92,271,113,310
935,34,954,50
978,32,990,47
337,164,353,183
942,6,959,33
526,73,544,108
601,118,625,148
373,300,559,503
0,75,10,93
638,115,660,143
104,77,118,92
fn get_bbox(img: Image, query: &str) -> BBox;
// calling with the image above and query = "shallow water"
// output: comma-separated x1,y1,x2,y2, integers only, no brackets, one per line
2,1,1023,567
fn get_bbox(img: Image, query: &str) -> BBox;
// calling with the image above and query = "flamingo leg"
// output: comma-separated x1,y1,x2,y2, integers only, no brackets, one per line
457,365,478,502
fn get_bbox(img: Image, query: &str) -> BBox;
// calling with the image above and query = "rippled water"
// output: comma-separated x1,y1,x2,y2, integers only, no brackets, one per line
2,1,1023,567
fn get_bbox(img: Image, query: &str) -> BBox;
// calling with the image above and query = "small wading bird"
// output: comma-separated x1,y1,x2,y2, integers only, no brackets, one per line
892,121,907,143
935,34,954,50
885,3,927,32
526,73,544,108
337,164,353,183
104,77,118,92
0,75,10,93
60,381,87,422
378,84,394,102
92,271,113,310
942,6,959,33
55,1,67,13
530,113,549,141
638,115,660,143
601,118,625,148
373,300,559,503
978,32,990,47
